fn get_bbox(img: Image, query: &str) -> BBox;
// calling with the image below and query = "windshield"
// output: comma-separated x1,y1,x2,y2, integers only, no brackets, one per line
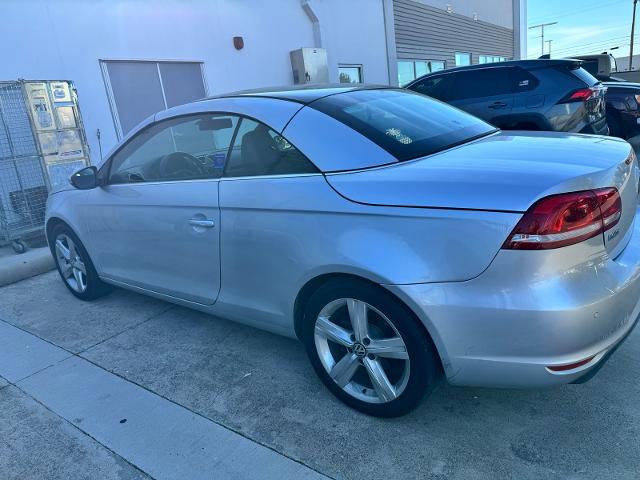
310,89,496,161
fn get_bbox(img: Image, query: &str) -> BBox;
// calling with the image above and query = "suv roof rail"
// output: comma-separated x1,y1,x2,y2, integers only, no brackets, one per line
429,58,582,75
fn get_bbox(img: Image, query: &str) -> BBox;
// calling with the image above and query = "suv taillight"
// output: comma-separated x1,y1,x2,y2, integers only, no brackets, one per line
502,188,621,250
561,87,595,102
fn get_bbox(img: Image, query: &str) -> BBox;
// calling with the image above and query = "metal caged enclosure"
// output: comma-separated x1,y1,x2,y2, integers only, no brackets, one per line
0,80,89,254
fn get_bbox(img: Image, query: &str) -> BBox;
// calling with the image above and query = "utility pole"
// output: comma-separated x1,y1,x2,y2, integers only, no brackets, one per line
630,0,638,71
545,39,553,57
529,22,558,57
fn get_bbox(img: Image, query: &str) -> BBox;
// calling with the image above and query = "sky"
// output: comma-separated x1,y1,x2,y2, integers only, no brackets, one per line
526,0,638,62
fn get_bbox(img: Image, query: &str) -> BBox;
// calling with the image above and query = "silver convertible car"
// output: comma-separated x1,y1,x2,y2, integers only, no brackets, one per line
46,86,640,417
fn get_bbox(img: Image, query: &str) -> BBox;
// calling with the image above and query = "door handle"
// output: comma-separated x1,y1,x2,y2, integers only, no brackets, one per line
188,218,215,228
488,101,508,109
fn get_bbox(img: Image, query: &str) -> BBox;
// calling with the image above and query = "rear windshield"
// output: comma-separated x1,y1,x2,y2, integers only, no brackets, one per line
571,66,599,86
310,89,496,161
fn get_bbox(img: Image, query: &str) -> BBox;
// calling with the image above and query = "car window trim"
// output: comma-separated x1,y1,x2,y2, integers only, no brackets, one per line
103,177,224,188
221,172,323,181
221,117,244,178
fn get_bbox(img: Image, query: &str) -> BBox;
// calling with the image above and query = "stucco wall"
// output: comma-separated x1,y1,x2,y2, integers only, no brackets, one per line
0,0,389,163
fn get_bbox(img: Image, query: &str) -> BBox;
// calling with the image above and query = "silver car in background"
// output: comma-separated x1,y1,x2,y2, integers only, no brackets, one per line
46,86,640,417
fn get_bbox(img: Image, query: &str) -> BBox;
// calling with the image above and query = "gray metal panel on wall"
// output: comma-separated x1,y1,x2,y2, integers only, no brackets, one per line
104,61,165,136
393,0,515,66
158,62,206,108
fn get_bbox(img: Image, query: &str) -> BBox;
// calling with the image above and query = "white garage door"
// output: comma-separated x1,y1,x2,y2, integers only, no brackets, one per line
101,60,207,138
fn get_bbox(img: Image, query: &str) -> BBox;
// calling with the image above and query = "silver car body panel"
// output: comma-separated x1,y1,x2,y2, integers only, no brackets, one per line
82,179,222,305
46,90,640,389
388,208,640,385
155,96,304,133
282,106,398,172
326,131,634,212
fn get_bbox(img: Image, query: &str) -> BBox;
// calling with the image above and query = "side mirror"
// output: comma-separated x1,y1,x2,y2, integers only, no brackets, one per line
70,166,99,190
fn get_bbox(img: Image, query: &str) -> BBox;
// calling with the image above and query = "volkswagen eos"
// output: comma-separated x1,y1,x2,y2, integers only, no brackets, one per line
46,86,640,417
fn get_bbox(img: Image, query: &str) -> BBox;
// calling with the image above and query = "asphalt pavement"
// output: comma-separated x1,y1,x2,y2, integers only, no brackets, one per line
0,271,639,479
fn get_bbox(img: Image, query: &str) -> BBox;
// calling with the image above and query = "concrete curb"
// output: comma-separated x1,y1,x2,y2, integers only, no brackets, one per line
0,247,55,287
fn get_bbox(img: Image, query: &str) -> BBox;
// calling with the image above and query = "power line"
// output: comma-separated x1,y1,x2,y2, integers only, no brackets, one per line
528,0,627,25
550,35,637,54
528,0,618,23
545,40,631,58
527,33,640,58
556,44,630,59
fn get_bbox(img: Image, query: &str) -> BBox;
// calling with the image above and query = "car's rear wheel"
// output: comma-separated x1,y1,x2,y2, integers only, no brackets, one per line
50,224,112,301
301,280,441,417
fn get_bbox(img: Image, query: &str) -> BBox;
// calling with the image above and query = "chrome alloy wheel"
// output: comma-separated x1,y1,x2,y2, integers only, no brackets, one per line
314,298,410,404
54,234,87,293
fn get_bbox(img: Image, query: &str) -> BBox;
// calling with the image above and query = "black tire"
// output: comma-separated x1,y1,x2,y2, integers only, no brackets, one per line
301,279,441,417
12,240,28,254
49,223,112,301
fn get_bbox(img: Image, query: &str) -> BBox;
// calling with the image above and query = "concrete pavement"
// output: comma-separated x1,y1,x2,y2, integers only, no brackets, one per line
0,385,149,480
0,271,639,479
0,314,326,480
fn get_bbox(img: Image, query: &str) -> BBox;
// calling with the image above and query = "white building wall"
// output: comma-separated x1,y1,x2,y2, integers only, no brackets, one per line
0,0,389,163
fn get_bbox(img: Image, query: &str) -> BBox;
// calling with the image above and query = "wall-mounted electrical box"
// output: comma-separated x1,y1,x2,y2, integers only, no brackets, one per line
290,48,329,84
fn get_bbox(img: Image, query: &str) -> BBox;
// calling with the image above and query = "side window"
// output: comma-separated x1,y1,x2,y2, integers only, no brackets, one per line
510,67,539,93
224,118,318,177
410,75,452,100
108,114,239,184
449,68,512,100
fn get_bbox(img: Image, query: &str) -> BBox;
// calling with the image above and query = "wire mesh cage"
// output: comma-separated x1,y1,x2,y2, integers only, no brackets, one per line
0,80,90,254
0,81,49,253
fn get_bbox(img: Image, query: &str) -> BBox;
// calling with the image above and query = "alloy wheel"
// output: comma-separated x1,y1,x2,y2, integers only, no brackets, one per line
54,233,88,293
314,298,410,404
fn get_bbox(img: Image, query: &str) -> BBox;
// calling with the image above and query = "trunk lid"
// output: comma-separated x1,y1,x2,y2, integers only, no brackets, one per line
326,131,638,253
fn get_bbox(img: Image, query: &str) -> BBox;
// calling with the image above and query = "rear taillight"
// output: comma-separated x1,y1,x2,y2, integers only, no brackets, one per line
561,87,595,103
502,188,621,250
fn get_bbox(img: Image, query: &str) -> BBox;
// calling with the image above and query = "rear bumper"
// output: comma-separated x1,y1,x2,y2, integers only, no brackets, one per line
580,116,610,136
387,210,640,389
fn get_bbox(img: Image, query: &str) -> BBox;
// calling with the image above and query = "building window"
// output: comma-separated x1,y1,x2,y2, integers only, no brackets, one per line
100,60,207,138
397,60,445,85
338,65,363,84
455,52,472,66
479,55,508,64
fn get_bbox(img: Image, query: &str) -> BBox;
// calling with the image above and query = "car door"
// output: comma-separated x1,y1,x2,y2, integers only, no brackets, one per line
82,113,239,304
445,67,514,124
218,117,321,329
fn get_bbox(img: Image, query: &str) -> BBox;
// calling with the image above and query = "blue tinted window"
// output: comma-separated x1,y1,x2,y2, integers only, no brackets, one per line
311,89,496,161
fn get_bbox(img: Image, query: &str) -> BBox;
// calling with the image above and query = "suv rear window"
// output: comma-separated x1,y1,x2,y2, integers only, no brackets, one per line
310,89,496,161
571,66,599,86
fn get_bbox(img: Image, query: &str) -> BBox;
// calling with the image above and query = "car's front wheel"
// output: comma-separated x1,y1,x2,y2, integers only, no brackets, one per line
302,280,441,417
50,224,112,301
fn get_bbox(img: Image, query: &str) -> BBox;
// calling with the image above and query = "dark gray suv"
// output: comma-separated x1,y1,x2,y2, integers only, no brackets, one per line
406,59,609,135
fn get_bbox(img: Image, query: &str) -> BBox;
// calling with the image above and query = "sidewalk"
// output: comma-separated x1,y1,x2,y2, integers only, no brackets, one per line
0,319,327,480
